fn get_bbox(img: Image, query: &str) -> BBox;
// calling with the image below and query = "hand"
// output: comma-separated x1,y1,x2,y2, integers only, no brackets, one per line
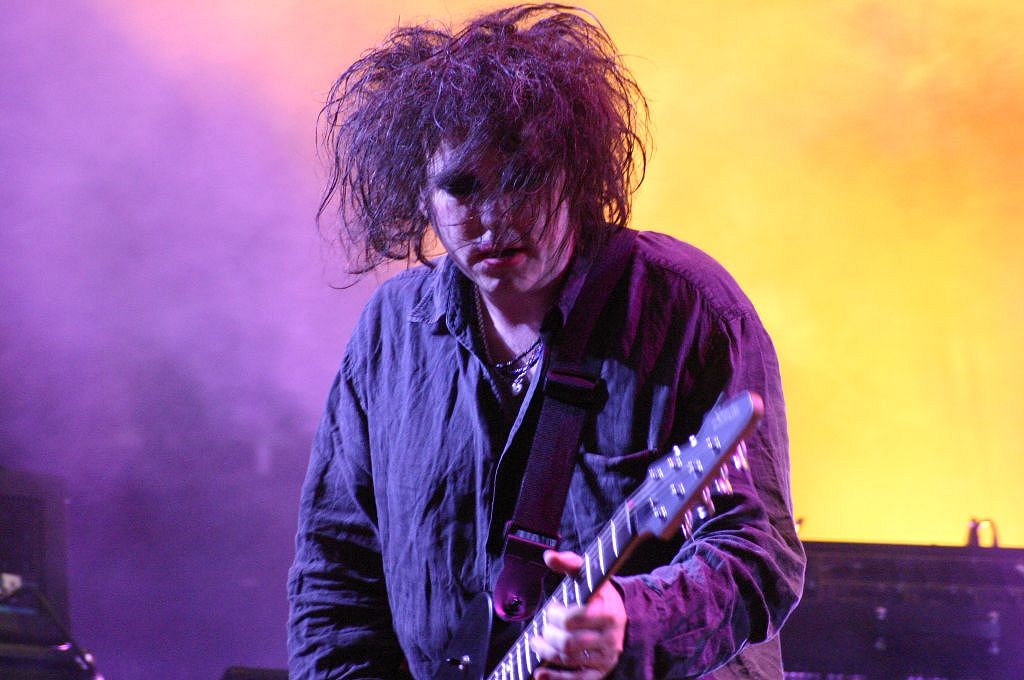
529,550,626,680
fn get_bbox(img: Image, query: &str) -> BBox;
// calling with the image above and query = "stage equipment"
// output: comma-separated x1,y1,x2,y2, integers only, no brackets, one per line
0,468,69,646
781,540,1024,680
0,468,97,679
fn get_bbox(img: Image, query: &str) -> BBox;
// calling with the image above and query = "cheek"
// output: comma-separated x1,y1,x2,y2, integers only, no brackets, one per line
429,191,464,225
428,196,466,250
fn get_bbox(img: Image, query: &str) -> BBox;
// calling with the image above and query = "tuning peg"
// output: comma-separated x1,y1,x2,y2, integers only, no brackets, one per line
700,487,715,514
681,510,694,536
732,441,749,471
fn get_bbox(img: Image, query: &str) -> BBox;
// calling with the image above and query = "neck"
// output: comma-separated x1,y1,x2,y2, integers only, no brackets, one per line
476,286,554,363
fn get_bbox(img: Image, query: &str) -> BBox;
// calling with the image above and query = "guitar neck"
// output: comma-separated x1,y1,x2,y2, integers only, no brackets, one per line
486,488,649,680
482,391,761,680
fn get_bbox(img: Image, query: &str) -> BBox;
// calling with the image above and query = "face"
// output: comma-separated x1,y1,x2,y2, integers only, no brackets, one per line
424,146,575,308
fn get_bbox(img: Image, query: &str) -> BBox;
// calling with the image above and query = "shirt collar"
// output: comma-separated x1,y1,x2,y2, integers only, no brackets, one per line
409,256,461,335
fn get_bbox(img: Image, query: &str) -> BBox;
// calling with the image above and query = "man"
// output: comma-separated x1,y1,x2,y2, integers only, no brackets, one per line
288,5,804,679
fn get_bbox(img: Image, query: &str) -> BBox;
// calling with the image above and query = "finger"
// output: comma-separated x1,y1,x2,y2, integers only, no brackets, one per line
536,616,571,657
538,605,594,648
561,605,617,631
531,644,615,680
534,625,607,666
534,667,603,680
530,632,570,666
543,549,584,575
530,631,556,658
544,601,569,627
561,630,606,658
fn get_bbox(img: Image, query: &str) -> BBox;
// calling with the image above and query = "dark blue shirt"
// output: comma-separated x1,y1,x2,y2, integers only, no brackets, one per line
287,228,804,679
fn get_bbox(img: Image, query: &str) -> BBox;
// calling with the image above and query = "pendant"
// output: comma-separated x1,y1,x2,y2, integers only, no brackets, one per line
510,374,526,395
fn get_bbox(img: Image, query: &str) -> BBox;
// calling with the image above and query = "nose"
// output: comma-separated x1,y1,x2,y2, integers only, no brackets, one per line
477,193,510,231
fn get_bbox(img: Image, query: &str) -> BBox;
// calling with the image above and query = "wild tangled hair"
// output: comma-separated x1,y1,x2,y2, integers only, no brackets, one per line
318,3,649,273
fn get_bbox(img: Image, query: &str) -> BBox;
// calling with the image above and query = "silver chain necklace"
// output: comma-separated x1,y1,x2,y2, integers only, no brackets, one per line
475,289,543,395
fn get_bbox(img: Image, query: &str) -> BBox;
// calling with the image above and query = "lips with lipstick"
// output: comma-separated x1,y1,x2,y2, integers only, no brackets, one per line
472,244,529,270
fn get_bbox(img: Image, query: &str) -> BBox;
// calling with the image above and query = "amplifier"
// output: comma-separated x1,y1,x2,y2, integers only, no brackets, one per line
781,541,1024,680
0,468,69,646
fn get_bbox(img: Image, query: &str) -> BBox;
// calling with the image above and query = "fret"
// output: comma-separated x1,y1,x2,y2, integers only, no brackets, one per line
561,581,569,607
573,578,581,606
515,640,523,680
598,532,606,573
584,551,593,593
610,518,618,556
524,634,533,675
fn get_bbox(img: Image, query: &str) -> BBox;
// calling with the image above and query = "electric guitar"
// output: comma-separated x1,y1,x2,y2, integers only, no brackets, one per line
434,391,764,680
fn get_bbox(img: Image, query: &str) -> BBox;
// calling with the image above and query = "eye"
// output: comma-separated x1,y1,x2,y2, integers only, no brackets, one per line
439,172,481,198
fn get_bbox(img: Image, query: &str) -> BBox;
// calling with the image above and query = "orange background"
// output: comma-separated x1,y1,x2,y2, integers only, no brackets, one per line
92,0,1024,547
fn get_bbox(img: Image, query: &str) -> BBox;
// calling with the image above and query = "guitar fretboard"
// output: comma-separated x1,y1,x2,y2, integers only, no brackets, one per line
485,476,654,680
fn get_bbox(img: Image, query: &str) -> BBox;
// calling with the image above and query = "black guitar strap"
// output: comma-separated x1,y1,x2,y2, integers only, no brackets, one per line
492,226,637,621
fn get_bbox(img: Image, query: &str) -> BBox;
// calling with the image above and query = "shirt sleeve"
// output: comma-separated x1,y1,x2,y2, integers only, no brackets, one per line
611,310,805,679
286,359,411,680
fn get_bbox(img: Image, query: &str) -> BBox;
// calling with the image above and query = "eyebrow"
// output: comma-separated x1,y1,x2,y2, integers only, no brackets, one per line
433,168,471,183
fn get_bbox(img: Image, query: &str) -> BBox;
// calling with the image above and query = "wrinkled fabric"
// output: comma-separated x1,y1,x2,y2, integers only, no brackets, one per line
287,227,805,679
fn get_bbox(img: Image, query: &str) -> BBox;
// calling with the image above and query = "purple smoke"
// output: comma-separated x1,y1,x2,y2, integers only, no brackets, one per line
2,3,374,677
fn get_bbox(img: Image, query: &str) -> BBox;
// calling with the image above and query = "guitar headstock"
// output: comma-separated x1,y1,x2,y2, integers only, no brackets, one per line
636,391,763,540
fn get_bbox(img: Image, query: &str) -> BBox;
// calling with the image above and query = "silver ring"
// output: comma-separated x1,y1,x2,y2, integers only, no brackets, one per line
582,649,592,663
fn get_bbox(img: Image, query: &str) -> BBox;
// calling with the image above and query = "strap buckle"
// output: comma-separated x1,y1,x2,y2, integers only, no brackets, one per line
544,366,608,410
493,526,560,622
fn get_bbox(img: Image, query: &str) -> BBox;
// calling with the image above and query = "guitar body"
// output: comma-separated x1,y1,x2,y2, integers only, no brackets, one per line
433,592,492,680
